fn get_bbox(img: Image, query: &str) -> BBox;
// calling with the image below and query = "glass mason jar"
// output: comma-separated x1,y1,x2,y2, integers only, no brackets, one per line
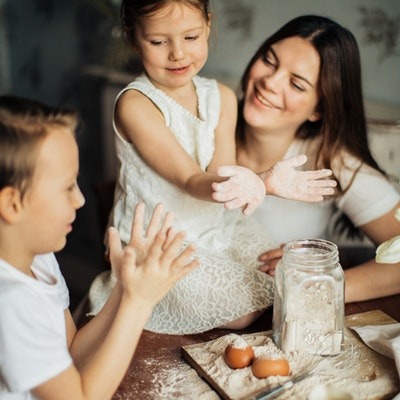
272,239,344,355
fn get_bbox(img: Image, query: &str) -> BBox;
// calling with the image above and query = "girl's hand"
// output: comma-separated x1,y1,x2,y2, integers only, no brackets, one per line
261,155,337,202
258,245,285,276
211,165,266,215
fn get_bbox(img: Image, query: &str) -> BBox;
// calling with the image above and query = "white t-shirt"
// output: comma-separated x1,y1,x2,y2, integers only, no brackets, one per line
252,139,400,244
0,253,72,400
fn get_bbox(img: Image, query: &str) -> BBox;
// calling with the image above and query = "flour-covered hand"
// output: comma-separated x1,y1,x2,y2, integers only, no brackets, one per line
262,155,337,202
212,165,266,215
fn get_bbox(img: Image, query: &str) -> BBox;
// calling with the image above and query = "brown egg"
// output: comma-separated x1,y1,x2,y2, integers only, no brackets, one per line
251,357,290,379
224,343,255,369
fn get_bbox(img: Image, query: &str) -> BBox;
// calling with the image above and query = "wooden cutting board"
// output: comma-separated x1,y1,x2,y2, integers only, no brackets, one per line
182,310,400,400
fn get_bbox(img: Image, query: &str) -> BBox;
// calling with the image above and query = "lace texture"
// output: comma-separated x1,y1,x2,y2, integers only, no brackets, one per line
88,218,275,334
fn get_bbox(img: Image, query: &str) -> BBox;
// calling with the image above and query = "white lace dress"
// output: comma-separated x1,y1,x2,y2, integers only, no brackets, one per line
88,74,276,334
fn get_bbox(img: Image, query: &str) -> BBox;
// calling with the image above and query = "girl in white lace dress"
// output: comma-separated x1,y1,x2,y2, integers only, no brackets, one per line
88,0,336,334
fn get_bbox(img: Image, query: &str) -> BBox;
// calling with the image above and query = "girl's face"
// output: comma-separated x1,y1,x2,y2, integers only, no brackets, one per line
133,2,210,91
22,127,85,255
243,36,321,134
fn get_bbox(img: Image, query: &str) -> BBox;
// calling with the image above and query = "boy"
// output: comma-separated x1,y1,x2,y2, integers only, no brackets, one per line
0,95,198,400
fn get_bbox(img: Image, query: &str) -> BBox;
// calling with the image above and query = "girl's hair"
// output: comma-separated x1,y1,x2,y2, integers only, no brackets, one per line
121,0,211,46
237,15,384,185
0,95,78,199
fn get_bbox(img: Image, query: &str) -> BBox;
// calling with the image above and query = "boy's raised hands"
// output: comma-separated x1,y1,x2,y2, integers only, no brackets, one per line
108,202,199,305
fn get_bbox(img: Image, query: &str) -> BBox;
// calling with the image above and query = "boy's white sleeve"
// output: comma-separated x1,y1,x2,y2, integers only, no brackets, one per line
0,288,72,393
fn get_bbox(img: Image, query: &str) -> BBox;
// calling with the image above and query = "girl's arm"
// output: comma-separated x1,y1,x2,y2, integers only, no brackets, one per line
206,82,237,170
32,211,198,400
115,88,231,202
116,83,266,213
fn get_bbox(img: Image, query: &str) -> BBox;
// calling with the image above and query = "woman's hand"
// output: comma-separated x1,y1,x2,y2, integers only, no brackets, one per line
258,245,285,276
261,155,337,202
211,165,266,215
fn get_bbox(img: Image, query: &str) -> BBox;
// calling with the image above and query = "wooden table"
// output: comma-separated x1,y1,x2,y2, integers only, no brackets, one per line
69,245,391,398
111,292,400,399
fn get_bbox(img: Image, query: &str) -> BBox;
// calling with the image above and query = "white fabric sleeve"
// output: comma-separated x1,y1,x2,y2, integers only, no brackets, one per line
32,253,70,309
336,162,400,227
0,289,72,392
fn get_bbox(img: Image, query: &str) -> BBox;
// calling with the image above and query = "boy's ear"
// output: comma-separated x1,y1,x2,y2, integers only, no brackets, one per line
0,187,24,223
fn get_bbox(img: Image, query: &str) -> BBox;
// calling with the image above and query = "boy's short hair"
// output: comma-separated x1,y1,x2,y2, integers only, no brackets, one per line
0,96,78,199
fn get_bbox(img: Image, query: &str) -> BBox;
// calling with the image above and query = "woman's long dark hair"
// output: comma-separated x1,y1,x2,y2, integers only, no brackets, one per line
237,15,385,238
237,15,383,176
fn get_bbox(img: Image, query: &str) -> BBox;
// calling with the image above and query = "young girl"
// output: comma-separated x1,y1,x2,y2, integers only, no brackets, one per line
88,0,336,334
0,95,197,400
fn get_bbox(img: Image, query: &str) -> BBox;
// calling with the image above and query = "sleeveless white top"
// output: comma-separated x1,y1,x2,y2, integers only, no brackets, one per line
111,74,238,250
89,74,275,334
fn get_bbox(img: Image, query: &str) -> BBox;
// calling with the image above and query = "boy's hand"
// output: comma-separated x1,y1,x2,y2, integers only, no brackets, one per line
107,203,199,306
261,155,337,202
211,165,266,215
128,202,173,264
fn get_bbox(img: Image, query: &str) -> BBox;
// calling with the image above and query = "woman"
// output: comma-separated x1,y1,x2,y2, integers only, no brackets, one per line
234,15,400,303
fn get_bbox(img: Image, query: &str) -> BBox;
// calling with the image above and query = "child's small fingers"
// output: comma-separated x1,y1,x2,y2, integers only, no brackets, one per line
212,189,237,202
285,154,307,168
144,230,167,261
162,231,186,259
297,194,323,202
131,202,146,239
161,238,193,270
180,258,200,275
123,245,137,266
216,165,237,178
177,243,197,261
145,203,164,238
171,245,198,273
163,227,176,249
108,227,122,260
242,203,256,215
159,210,174,237
223,197,244,210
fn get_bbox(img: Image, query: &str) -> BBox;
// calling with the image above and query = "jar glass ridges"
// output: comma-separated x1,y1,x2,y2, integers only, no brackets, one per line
272,239,344,355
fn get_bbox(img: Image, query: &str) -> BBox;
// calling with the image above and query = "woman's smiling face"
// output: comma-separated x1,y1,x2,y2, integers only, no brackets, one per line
243,36,321,133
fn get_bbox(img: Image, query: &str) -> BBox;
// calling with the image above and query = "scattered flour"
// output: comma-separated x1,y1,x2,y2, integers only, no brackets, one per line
182,330,399,400
112,330,399,400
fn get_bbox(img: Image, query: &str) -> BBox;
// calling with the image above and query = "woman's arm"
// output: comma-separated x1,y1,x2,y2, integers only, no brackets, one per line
344,262,400,303
344,202,400,302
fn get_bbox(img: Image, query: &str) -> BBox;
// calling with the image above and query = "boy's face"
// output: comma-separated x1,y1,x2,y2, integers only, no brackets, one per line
22,126,85,255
